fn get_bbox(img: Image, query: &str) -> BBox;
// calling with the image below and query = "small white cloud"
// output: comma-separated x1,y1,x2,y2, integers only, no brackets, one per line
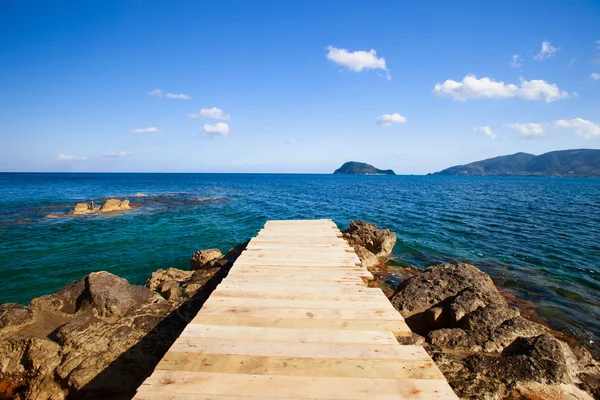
202,122,230,136
433,75,569,103
57,154,87,161
326,46,389,78
596,40,600,49
534,41,559,61
147,89,162,97
130,127,162,134
165,93,191,100
554,118,600,139
568,57,578,66
474,126,496,140
376,113,406,127
187,107,231,120
510,54,523,68
507,123,546,138
591,73,600,80
101,150,130,158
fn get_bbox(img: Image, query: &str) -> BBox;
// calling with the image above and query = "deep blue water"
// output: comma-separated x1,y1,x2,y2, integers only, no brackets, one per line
0,173,599,349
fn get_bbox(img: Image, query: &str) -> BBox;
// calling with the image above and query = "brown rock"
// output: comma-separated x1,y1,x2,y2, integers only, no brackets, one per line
342,220,396,268
135,193,148,197
190,248,223,270
72,203,92,215
99,199,130,213
30,271,164,318
0,303,35,332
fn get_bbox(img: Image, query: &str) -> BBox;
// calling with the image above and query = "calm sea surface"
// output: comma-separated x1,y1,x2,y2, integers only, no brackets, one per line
0,173,599,348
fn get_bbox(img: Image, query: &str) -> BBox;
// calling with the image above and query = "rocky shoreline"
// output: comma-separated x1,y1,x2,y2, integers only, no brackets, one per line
0,221,598,399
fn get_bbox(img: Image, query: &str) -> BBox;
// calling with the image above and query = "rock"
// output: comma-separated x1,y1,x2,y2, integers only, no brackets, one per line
99,199,130,213
135,193,147,197
467,334,571,385
30,271,165,318
0,259,230,399
72,203,92,215
0,303,35,332
343,220,396,268
392,261,600,399
190,248,223,270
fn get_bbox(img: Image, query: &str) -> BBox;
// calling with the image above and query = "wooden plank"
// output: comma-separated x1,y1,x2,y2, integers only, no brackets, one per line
168,338,429,360
179,324,399,344
203,297,396,311
198,304,403,321
191,314,412,336
154,352,445,380
210,290,388,302
137,371,459,399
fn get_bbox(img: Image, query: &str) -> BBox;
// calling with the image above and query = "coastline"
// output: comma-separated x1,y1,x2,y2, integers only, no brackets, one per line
1,221,598,399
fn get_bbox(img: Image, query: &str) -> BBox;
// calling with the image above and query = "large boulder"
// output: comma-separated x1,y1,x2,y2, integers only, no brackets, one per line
30,271,165,318
99,199,130,213
343,220,396,268
190,248,223,270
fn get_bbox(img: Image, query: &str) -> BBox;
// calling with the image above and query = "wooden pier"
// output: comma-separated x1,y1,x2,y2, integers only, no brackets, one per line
134,219,458,399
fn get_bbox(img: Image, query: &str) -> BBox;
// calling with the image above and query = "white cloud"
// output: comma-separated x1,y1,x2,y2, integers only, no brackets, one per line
507,123,546,138
554,118,600,139
433,75,569,103
474,126,496,140
596,40,600,49
147,89,162,97
130,127,162,134
101,150,130,158
568,57,578,66
187,107,231,120
510,55,523,68
591,73,600,80
518,78,570,102
326,46,389,78
57,154,87,161
165,93,191,100
534,41,559,61
203,122,230,136
376,113,406,127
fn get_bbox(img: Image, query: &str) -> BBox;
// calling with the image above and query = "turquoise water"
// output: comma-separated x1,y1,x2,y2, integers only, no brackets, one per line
0,173,599,349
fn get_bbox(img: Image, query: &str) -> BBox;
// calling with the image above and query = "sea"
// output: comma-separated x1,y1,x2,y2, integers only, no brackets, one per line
0,173,599,351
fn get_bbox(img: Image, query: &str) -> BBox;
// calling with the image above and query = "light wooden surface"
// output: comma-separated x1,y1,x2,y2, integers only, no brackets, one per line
134,219,458,399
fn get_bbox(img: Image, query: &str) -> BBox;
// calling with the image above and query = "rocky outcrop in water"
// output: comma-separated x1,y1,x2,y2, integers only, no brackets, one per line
342,220,396,268
0,244,243,399
71,199,131,215
390,262,600,399
190,248,224,270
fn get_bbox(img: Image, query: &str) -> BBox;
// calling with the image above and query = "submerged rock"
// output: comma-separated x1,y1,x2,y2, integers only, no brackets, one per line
134,193,147,197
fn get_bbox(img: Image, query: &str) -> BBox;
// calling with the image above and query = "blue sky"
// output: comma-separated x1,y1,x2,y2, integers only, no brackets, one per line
1,0,599,174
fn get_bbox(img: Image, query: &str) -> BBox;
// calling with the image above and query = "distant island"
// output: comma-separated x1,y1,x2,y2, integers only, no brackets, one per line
334,161,396,175
433,149,600,177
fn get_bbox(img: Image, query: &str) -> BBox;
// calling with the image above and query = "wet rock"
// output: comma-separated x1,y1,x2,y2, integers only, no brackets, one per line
0,303,35,332
135,193,148,197
190,248,223,270
343,220,396,268
146,268,193,293
99,199,131,213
